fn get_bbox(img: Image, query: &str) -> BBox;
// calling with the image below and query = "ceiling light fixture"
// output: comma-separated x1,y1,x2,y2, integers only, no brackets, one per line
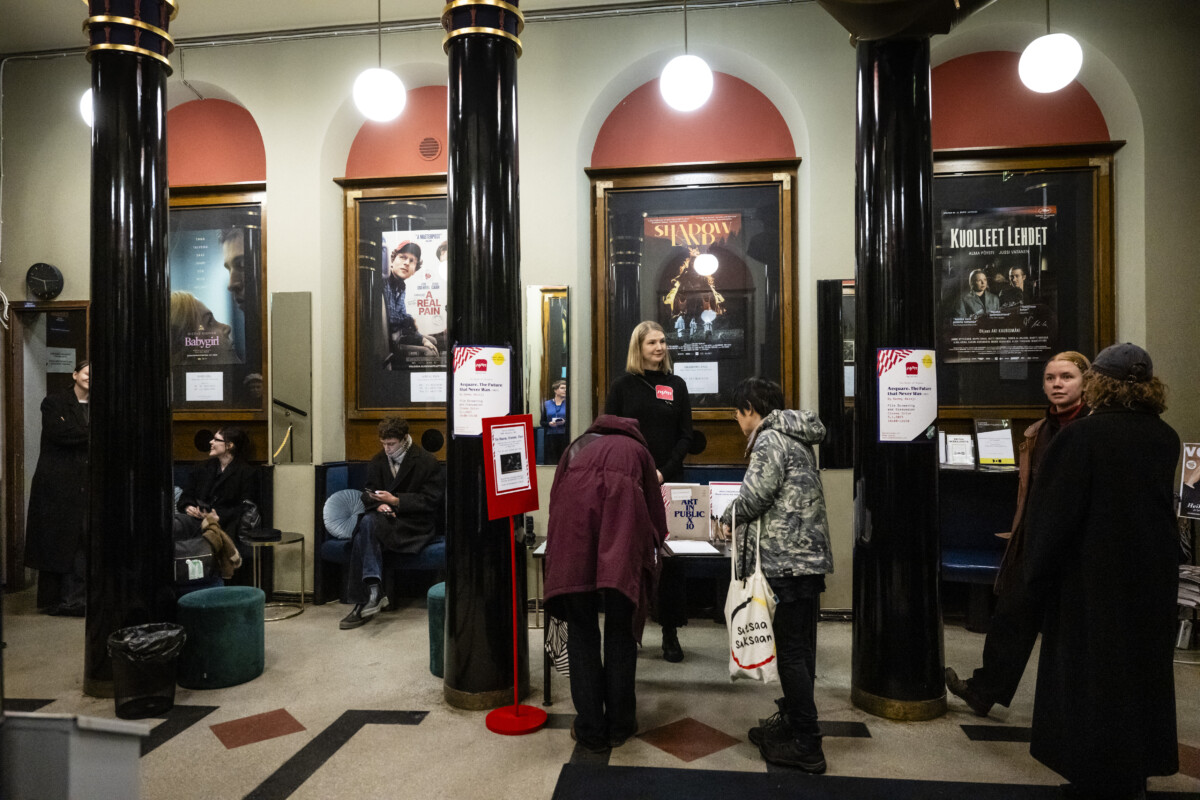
659,0,713,112
80,88,94,127
1018,0,1082,93
354,0,406,122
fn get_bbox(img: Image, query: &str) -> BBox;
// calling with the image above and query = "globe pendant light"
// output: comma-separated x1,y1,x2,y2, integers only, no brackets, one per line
354,0,406,122
659,0,713,112
80,88,94,127
1019,0,1082,93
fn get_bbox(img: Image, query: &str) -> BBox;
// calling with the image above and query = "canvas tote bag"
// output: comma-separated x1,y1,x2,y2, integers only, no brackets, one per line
724,506,779,682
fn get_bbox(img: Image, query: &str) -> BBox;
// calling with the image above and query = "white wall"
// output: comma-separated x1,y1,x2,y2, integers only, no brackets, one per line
2,0,1197,607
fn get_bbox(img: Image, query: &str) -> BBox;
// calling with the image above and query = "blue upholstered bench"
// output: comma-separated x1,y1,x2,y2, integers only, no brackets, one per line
313,461,447,606
938,469,1018,632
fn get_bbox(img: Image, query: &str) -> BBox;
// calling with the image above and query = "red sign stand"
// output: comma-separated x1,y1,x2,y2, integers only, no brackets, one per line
480,415,546,736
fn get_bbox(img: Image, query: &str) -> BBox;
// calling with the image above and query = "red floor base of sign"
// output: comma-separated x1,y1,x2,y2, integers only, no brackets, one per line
486,704,548,735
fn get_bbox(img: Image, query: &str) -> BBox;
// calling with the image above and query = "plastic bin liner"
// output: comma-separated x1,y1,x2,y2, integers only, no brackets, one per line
107,623,186,720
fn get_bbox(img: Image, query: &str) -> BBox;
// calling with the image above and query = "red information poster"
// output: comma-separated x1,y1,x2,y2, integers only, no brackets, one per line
481,414,539,520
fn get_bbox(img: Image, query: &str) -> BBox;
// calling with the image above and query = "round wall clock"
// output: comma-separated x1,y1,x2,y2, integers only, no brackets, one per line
26,262,64,300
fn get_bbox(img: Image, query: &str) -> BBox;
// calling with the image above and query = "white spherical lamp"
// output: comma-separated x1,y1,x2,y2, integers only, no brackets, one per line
693,253,718,276
80,89,94,127
659,54,713,113
1019,33,1082,93
353,67,407,122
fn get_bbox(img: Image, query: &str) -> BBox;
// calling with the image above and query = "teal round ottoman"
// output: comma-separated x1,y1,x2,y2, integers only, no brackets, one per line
428,582,446,678
177,586,265,689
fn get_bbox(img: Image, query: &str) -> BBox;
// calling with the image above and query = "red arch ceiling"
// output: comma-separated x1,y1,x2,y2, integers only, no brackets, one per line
345,85,449,178
931,51,1108,149
591,73,794,168
167,98,266,186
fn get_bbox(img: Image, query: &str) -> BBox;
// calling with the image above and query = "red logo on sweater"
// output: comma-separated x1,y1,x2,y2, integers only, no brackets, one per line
656,386,674,401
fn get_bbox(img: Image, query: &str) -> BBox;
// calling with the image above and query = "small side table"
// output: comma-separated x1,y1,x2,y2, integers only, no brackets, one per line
248,532,306,621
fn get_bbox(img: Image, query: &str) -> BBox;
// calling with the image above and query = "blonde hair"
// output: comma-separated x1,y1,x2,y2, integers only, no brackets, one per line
625,320,672,375
1044,350,1091,376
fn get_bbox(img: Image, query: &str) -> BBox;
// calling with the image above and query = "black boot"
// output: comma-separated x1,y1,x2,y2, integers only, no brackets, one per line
661,626,683,662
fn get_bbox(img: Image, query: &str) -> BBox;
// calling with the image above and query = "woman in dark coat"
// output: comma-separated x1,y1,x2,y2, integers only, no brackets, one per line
605,320,692,662
1023,343,1180,799
544,414,668,752
24,361,90,615
176,426,259,536
946,351,1091,716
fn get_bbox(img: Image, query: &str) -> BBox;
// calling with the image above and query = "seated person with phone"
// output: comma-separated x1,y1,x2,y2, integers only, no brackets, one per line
340,416,445,630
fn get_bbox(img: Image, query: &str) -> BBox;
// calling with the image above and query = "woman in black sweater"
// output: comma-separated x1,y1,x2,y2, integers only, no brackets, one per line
605,320,692,661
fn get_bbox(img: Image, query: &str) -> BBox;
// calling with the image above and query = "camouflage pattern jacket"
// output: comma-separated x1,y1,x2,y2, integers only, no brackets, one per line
719,409,833,579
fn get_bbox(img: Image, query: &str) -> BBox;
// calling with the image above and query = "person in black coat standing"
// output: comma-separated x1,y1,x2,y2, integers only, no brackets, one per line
340,416,444,630
1023,343,1181,799
605,320,692,662
24,361,90,616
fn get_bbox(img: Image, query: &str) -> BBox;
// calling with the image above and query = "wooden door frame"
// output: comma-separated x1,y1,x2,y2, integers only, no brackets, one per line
3,301,89,592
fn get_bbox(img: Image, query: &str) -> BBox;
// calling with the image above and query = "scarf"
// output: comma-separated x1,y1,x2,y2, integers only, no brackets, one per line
388,435,413,476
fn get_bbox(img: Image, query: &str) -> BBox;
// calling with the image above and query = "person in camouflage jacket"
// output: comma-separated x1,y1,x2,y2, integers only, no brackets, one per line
719,378,832,775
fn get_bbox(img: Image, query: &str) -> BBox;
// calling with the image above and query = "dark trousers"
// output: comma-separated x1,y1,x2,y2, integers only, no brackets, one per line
347,513,388,604
36,550,86,610
655,556,687,629
971,567,1043,707
769,574,824,739
563,589,638,747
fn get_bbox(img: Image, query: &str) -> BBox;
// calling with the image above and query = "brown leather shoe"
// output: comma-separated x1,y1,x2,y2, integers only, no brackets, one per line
945,667,994,717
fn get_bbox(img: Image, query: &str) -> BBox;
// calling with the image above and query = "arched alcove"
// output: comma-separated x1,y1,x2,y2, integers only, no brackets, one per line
931,51,1109,148
167,98,266,185
591,72,794,168
345,85,449,178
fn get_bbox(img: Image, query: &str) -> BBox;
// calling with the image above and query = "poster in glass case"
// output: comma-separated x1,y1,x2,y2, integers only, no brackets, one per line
933,144,1118,416
589,161,799,463
168,191,266,412
345,184,449,414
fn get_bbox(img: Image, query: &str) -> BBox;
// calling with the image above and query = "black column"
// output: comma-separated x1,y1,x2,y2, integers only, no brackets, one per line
849,37,945,720
442,4,529,709
83,1,177,696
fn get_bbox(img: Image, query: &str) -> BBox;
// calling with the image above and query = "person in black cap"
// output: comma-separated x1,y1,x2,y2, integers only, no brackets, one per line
1021,343,1181,799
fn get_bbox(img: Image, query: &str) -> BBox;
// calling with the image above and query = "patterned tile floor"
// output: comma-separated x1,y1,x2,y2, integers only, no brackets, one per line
3,586,1198,799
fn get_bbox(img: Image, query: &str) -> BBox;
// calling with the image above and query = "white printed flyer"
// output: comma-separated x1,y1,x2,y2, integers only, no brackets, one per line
877,348,937,443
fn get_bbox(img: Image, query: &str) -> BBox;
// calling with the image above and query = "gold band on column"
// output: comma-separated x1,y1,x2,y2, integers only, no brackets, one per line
85,42,173,70
84,15,174,49
851,685,947,721
81,0,178,20
441,0,525,33
442,27,522,57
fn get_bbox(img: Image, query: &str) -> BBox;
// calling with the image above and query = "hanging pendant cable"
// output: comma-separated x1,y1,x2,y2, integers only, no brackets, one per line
377,0,383,68
683,0,689,54
1044,0,1050,34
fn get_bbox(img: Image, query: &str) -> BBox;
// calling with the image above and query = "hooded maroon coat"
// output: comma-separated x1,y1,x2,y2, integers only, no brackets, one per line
543,415,668,640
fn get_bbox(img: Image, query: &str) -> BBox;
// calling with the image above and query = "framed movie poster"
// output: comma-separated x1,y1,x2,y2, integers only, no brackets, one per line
588,161,799,464
934,143,1119,418
340,177,449,459
168,186,269,457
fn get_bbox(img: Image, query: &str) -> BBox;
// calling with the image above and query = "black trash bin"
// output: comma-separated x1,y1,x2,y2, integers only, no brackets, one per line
107,623,187,720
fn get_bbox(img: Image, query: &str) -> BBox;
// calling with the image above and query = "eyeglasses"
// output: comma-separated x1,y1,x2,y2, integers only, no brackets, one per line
212,437,226,444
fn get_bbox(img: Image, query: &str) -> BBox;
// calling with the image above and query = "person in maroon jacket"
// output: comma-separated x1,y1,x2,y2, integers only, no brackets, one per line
544,415,668,753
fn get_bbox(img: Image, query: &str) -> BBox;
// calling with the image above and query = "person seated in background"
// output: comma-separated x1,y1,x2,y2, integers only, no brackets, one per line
176,426,259,539
340,416,444,630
